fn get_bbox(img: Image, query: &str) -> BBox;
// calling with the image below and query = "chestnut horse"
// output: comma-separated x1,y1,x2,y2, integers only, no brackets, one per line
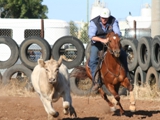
85,31,136,115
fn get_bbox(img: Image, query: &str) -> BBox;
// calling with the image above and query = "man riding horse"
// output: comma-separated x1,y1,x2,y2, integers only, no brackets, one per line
88,8,131,92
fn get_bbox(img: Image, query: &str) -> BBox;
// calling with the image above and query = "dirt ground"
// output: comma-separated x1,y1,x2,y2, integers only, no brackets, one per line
0,79,160,120
0,92,160,120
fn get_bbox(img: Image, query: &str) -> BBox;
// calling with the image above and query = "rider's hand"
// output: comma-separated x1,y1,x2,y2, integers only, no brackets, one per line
102,37,109,44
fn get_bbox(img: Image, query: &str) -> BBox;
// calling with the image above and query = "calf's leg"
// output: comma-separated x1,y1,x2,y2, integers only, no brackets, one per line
62,92,77,117
40,95,59,120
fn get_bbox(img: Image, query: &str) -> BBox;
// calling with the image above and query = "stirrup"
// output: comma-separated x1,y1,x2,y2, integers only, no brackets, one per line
92,83,100,90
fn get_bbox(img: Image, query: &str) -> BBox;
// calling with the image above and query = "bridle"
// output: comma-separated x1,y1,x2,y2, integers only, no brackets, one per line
104,33,121,56
104,42,114,54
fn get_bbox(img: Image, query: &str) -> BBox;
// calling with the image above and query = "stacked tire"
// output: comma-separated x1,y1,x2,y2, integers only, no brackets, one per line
124,36,160,92
70,35,160,96
149,35,160,91
1,34,160,96
0,36,85,91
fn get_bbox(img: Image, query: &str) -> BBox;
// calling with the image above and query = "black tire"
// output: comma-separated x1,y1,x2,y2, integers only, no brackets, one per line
120,38,138,71
128,71,135,85
137,37,152,71
146,67,160,91
134,66,146,87
0,37,19,69
19,36,51,70
69,66,93,96
85,41,91,60
52,36,85,69
2,64,33,91
151,35,160,71
101,85,112,96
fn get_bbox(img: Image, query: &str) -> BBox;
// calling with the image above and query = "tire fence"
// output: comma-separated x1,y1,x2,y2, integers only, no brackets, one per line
0,21,160,97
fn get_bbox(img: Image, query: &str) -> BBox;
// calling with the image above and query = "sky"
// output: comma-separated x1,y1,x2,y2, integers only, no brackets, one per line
42,0,151,22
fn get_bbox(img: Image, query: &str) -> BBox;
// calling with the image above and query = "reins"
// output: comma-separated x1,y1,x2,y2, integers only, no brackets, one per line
105,43,114,54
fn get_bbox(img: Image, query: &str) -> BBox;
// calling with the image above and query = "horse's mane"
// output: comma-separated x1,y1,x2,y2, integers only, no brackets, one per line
107,31,119,38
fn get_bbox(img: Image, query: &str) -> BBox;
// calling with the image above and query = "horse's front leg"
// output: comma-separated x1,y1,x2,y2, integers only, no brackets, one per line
98,88,116,112
107,84,125,115
121,77,136,112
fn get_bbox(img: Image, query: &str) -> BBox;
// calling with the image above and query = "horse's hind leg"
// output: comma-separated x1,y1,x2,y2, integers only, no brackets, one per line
107,84,125,115
98,88,116,112
121,78,136,112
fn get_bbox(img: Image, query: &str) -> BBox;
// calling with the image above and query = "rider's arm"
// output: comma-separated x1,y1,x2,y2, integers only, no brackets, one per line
112,19,121,37
88,21,109,44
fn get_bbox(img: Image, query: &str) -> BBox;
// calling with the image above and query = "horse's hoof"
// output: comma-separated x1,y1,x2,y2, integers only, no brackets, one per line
129,105,136,112
53,112,59,118
48,112,59,120
112,110,124,116
121,112,125,116
64,108,69,115
110,106,116,112
70,106,77,118
70,111,77,118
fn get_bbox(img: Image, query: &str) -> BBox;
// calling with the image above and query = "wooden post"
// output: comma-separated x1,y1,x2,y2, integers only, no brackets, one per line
41,19,44,38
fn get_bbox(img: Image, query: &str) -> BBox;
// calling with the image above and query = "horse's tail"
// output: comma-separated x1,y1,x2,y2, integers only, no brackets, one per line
69,65,88,80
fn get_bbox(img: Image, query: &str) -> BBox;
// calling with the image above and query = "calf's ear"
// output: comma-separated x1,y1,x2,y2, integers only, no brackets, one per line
38,59,45,67
58,56,63,66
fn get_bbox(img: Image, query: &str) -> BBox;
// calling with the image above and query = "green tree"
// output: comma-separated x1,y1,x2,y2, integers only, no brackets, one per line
69,21,78,38
80,23,89,43
0,0,48,18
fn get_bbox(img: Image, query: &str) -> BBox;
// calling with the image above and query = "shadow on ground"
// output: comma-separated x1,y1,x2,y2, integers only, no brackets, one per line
63,117,99,120
114,109,160,118
62,110,160,120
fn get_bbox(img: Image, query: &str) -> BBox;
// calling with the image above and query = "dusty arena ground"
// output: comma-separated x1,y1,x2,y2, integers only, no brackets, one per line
0,81,160,120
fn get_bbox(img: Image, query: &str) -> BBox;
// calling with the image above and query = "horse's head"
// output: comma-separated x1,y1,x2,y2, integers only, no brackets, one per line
106,31,121,57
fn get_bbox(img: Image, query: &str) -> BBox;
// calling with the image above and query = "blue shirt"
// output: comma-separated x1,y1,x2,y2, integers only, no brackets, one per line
88,19,121,40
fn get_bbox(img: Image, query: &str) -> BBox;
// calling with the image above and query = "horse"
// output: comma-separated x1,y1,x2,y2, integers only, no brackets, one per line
88,31,136,115
71,31,136,115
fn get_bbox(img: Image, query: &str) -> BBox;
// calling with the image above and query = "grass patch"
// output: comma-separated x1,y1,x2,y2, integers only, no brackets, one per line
0,78,36,97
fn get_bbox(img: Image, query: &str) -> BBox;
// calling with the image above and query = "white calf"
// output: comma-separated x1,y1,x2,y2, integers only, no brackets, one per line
31,57,77,120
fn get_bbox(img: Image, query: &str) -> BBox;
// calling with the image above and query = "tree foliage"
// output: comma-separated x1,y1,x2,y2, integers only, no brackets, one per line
79,23,89,43
0,0,48,18
69,21,89,43
69,21,78,38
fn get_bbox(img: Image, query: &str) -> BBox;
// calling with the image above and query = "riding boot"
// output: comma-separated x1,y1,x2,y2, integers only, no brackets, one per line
92,70,100,92
92,61,104,93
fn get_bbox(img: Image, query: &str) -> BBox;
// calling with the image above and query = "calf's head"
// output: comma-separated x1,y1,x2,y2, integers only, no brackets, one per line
38,56,63,84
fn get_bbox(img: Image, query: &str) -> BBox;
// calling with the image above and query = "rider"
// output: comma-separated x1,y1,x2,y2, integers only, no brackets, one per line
88,8,131,92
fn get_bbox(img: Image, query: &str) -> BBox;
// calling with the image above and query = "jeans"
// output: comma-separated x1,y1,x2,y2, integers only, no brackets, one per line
89,42,130,83
89,42,104,83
